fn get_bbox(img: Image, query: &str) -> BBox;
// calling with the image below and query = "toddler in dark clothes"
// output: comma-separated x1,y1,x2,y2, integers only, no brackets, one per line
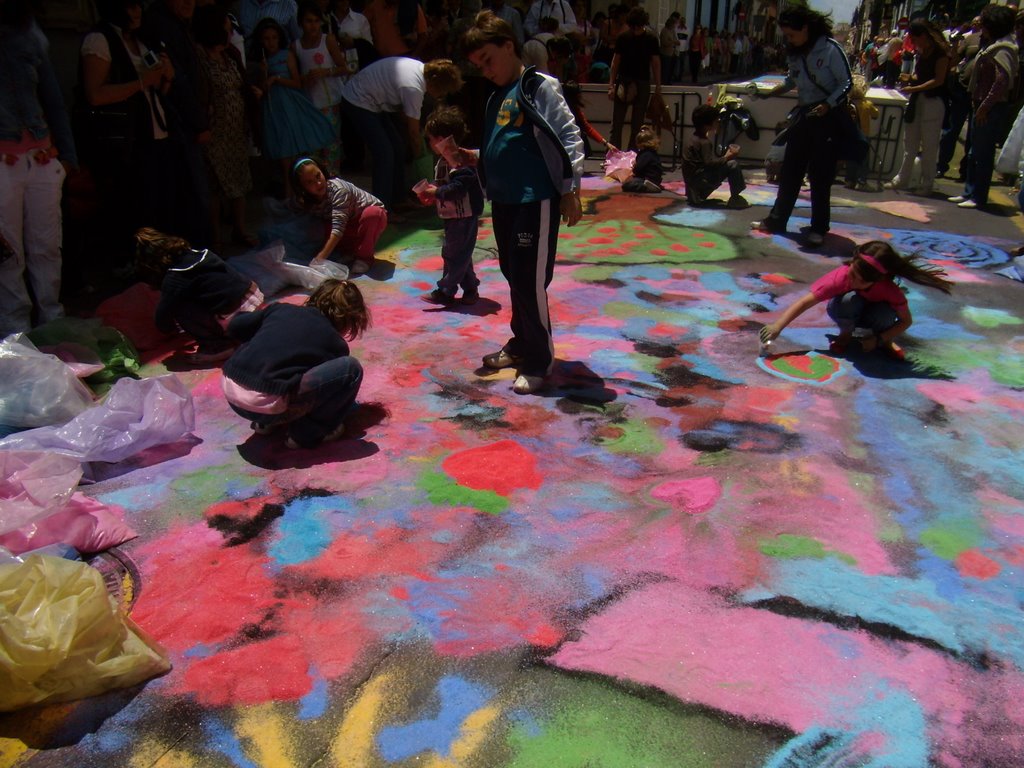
135,228,263,365
221,279,369,449
622,125,664,193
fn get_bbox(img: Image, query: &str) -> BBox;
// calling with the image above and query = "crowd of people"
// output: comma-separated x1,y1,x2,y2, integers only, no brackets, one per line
849,5,1021,210
2,0,1014,420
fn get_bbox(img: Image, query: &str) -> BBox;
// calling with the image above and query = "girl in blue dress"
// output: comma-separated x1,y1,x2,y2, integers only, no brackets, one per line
250,19,335,195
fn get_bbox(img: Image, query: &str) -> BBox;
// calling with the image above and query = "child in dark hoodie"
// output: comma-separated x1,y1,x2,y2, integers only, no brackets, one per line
135,227,262,364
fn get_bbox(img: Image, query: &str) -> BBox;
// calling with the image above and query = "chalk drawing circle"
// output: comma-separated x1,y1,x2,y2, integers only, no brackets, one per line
757,351,846,385
654,209,728,228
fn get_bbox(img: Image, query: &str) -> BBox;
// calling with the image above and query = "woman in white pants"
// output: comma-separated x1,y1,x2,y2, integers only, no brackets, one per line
0,0,77,337
886,20,951,196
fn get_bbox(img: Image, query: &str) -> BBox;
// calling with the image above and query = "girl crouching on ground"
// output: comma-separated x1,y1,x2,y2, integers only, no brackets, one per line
222,278,369,449
759,240,953,360
292,157,387,275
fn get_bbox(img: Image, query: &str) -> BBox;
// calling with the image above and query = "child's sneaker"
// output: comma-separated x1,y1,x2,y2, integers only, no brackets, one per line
422,288,456,305
461,288,479,305
727,195,750,209
284,422,345,450
350,260,371,275
751,218,785,234
881,341,906,361
482,349,522,369
512,374,545,394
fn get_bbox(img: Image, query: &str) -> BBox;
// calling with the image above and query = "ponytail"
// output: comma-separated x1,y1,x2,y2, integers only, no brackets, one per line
852,240,954,294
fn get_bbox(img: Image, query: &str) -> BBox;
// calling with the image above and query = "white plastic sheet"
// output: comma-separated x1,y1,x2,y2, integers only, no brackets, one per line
0,335,95,428
0,374,194,463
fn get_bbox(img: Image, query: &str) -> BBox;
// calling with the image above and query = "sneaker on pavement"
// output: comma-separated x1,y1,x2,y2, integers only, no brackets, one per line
284,422,346,450
947,195,967,203
461,288,479,305
727,194,750,209
350,259,370,275
513,374,545,394
957,199,978,209
882,341,906,361
751,218,785,234
422,288,456,305
803,231,825,247
828,338,848,355
482,349,522,369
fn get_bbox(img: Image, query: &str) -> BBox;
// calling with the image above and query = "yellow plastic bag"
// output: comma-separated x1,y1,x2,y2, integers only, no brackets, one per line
0,555,171,712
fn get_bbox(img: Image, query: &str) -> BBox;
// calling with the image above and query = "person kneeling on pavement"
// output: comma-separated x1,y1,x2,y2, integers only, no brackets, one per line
682,104,749,208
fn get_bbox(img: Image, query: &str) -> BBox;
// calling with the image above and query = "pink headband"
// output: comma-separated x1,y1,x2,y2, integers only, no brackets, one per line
858,251,888,275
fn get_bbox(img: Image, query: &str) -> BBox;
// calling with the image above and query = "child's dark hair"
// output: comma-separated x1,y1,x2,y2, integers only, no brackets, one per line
306,279,372,339
634,124,659,151
462,11,521,57
249,18,290,61
297,0,325,23
291,157,328,208
134,227,191,284
850,241,954,294
691,104,720,133
425,105,468,144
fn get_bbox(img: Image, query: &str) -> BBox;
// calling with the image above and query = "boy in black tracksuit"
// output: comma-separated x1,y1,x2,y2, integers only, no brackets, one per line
463,11,585,394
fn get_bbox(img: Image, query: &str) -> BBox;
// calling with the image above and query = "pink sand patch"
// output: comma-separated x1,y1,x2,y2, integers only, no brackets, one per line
650,477,721,514
916,380,986,412
550,581,1024,757
955,549,1001,579
417,255,444,270
866,200,930,222
442,440,544,496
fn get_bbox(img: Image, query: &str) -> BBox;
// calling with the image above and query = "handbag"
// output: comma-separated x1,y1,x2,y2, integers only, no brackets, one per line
772,106,803,146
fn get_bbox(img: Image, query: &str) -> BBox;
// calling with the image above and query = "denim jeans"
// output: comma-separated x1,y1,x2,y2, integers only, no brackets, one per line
437,217,480,295
937,82,970,177
826,293,898,335
963,101,1010,205
230,356,363,448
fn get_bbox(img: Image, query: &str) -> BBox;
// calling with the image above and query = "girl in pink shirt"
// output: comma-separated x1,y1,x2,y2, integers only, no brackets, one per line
759,241,953,360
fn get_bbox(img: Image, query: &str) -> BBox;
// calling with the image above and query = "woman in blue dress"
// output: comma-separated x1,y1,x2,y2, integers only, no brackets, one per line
250,18,334,195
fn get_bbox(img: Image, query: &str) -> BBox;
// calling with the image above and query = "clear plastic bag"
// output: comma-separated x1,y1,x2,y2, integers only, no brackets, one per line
230,241,349,297
0,451,83,536
0,335,95,428
0,374,194,463
0,554,171,711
